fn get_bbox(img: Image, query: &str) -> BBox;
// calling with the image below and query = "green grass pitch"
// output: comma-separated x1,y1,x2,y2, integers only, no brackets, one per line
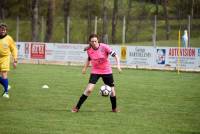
0,64,200,134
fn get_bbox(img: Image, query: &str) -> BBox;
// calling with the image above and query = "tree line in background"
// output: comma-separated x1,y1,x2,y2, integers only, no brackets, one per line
0,0,200,44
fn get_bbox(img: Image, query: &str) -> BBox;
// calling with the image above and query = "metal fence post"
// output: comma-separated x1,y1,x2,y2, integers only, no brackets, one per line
153,15,157,47
122,16,126,44
67,16,70,43
94,16,97,34
188,15,190,47
41,16,45,42
16,16,19,42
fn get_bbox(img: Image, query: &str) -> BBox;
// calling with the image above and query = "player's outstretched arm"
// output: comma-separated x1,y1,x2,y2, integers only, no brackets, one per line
82,59,90,74
114,55,122,73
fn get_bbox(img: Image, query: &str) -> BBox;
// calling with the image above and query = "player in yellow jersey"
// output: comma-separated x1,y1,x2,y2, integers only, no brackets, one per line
0,23,18,99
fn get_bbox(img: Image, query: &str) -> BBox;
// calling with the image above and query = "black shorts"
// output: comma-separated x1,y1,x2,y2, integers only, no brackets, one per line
89,74,114,87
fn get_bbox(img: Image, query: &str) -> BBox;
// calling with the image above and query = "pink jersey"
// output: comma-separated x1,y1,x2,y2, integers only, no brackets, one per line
87,43,112,74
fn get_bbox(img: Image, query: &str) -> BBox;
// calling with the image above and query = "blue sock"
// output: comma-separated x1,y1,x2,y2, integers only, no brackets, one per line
0,77,3,89
1,78,8,93
0,77,2,84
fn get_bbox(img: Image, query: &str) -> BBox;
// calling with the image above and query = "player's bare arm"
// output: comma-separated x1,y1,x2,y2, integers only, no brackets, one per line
110,51,122,73
114,55,122,73
82,58,90,74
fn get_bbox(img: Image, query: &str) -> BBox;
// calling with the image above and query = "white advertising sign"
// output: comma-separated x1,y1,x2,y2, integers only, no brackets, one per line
45,43,87,63
126,46,155,67
16,42,200,71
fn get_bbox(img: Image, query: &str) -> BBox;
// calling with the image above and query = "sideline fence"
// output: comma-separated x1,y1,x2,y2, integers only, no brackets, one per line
1,15,199,46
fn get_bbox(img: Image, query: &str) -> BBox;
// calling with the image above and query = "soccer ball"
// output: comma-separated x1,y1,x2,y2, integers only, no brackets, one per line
99,85,112,96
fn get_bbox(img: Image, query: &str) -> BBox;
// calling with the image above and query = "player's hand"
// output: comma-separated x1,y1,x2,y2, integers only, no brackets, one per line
117,66,122,73
82,68,87,74
13,62,17,69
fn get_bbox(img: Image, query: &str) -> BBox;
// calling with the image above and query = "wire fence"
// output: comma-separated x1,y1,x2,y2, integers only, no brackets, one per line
1,15,200,47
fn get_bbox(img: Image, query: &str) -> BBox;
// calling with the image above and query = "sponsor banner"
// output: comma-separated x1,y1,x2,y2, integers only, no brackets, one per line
126,46,155,66
16,42,200,71
197,48,200,68
45,43,87,62
16,42,30,59
164,47,198,69
156,48,166,65
16,42,25,59
24,42,31,59
120,46,127,61
30,43,46,59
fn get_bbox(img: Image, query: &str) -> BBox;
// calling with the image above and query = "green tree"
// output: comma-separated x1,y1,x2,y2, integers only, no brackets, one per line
64,0,72,42
162,0,170,40
0,0,6,20
31,0,39,42
111,0,118,44
102,0,108,43
45,0,55,42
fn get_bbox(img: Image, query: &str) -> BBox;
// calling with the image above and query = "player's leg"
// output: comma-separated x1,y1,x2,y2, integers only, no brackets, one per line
0,58,10,98
1,71,9,98
74,83,95,110
72,74,100,112
102,74,119,112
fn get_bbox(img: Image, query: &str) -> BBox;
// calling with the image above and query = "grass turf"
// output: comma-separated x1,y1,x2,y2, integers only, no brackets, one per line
0,64,200,134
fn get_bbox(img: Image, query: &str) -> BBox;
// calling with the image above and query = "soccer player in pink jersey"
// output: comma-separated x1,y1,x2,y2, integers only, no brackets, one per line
71,34,121,112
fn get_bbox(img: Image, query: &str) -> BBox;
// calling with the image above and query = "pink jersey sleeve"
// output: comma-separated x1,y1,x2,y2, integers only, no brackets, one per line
103,43,112,54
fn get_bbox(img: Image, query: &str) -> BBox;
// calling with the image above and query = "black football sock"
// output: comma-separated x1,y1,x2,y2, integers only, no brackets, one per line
76,94,88,109
110,96,117,110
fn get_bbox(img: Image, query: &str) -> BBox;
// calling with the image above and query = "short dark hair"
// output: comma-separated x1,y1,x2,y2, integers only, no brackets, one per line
0,23,7,29
88,34,99,41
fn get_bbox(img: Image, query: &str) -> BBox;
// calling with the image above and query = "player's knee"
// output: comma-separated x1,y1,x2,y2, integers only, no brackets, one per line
111,90,116,97
87,89,92,94
84,89,92,96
